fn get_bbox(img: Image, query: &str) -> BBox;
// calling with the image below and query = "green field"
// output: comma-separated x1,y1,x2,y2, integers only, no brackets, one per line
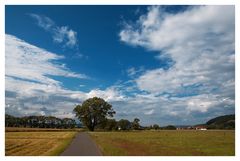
5,130,77,156
90,130,235,156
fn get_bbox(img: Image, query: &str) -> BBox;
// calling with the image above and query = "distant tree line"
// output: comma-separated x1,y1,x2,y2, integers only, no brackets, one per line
5,114,76,129
93,118,141,131
94,119,176,131
5,113,175,131
145,124,176,130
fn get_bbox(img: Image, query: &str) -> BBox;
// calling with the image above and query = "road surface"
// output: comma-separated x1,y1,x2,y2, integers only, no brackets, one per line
60,132,102,156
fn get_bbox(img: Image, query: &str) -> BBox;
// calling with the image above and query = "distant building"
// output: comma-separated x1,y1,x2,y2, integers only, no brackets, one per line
176,126,194,130
176,125,207,130
195,126,207,130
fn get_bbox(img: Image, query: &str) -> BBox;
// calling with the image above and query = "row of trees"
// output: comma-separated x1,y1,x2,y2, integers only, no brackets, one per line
94,118,141,131
5,114,76,129
96,119,176,131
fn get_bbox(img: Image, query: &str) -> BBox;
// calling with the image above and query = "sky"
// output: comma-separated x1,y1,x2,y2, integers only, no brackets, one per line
5,5,235,126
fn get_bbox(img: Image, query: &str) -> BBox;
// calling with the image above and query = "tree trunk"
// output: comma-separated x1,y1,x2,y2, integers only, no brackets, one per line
89,127,94,131
88,126,95,131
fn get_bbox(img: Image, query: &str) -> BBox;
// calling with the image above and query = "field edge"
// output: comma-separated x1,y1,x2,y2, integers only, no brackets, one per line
47,132,78,156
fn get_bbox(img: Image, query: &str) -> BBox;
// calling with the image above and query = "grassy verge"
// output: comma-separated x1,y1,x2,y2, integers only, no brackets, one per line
46,132,77,156
89,130,235,156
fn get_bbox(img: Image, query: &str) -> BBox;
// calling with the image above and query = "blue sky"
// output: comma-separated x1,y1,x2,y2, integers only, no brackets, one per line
5,5,235,126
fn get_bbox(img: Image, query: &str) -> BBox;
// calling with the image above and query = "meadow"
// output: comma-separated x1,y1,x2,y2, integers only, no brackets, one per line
5,129,77,156
90,130,235,156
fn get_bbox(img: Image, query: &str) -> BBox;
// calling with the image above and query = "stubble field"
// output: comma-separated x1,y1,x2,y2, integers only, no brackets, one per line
5,130,77,156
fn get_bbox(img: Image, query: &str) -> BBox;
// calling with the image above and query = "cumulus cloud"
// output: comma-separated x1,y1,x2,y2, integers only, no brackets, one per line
119,6,235,119
87,87,125,102
29,13,78,48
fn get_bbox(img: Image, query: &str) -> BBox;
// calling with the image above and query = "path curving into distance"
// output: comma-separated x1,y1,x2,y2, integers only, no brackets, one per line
60,132,102,156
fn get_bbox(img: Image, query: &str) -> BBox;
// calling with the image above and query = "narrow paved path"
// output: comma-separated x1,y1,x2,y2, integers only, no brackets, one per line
60,132,102,156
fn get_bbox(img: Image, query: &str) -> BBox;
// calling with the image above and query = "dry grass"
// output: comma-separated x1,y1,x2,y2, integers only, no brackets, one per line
5,131,77,156
5,127,83,132
90,130,235,156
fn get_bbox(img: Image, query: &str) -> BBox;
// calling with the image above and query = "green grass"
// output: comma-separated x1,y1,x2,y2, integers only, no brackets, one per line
5,131,77,156
89,130,235,156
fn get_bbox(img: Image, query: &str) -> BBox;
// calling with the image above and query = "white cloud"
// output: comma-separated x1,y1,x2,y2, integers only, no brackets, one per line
29,14,78,48
186,95,220,113
144,109,154,115
53,26,77,48
87,87,125,102
5,34,89,118
6,34,87,85
29,14,55,30
119,6,234,112
110,91,234,125
120,6,234,51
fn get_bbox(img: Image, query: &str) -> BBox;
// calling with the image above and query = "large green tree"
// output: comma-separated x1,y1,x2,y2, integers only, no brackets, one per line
73,97,115,131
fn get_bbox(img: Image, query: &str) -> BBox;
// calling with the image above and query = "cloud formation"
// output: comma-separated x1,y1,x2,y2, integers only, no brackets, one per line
5,34,88,117
6,34,87,85
5,34,124,119
29,14,78,48
5,6,235,126
119,6,235,122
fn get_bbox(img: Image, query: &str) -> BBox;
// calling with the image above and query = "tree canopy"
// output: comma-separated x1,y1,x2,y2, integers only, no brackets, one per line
73,97,115,131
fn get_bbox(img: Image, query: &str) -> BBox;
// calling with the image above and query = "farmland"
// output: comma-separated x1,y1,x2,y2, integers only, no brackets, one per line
5,128,235,156
90,130,235,156
5,129,77,156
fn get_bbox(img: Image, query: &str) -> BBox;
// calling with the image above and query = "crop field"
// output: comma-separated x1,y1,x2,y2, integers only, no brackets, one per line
90,130,235,156
5,131,77,156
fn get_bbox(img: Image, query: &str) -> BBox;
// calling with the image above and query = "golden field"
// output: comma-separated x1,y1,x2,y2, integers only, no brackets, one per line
5,131,77,156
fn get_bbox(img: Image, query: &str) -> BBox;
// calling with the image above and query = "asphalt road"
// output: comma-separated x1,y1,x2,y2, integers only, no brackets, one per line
60,132,102,156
